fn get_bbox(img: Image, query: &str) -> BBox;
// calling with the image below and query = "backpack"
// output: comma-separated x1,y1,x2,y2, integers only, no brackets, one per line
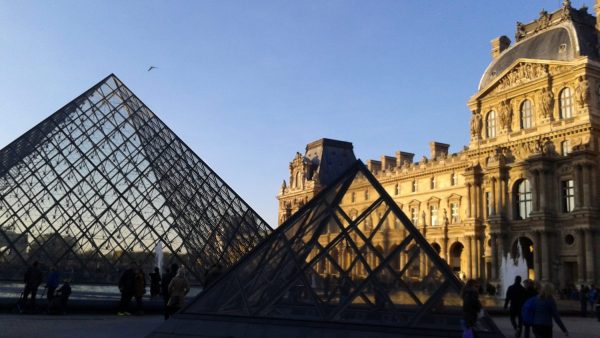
522,296,537,325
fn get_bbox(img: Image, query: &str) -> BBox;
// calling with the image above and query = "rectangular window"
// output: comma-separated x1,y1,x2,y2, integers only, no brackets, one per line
450,203,459,223
562,179,575,213
485,191,493,217
430,206,438,226
411,208,418,226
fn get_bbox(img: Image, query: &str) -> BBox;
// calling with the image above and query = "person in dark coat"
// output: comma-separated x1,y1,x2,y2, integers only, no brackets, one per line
149,267,161,298
45,267,60,301
117,265,136,315
504,275,527,337
521,279,539,338
462,279,482,337
133,267,146,315
162,263,178,320
23,261,43,310
531,283,568,338
580,284,589,317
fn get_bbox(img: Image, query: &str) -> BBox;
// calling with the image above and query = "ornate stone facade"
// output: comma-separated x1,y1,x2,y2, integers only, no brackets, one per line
278,1,600,288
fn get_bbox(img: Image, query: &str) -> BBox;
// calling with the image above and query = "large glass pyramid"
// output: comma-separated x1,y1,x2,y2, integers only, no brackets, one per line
0,74,271,284
153,160,503,337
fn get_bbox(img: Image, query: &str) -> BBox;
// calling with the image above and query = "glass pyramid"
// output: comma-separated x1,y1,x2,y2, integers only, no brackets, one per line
0,74,271,284
154,160,503,337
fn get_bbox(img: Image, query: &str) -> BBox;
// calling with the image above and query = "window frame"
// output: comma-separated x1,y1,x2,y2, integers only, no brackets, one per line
520,99,533,129
486,110,497,138
559,87,573,119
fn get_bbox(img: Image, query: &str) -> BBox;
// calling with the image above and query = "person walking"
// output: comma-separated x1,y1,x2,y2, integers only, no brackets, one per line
462,279,482,338
133,267,146,315
23,261,43,312
149,267,161,298
162,263,178,319
531,283,568,338
45,267,60,301
505,275,527,338
117,265,136,316
521,279,539,338
167,268,190,319
579,284,589,317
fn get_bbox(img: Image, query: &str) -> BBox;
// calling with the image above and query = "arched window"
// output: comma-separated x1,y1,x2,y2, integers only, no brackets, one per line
520,100,533,129
515,179,532,220
486,111,497,138
294,171,301,188
559,88,573,119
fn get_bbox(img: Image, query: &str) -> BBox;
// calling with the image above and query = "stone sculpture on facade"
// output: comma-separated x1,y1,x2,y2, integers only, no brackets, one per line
499,99,513,131
575,76,589,110
540,87,554,120
470,112,482,139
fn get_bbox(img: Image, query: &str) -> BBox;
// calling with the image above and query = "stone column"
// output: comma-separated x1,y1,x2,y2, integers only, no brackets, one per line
585,230,595,283
491,178,497,216
583,165,592,208
490,234,498,280
577,229,586,283
534,231,542,281
574,165,583,209
465,236,473,279
466,183,472,218
473,236,480,278
541,231,551,282
539,169,547,211
531,170,540,212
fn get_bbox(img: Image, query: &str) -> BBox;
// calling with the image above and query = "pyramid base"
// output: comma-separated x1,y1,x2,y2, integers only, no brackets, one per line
150,313,505,338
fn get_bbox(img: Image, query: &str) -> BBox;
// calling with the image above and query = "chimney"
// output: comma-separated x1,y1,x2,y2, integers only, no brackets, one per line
367,160,382,174
491,36,511,58
429,141,450,160
380,156,396,171
395,151,414,167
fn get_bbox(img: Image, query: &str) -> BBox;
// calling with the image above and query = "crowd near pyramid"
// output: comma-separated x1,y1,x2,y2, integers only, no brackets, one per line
0,74,271,284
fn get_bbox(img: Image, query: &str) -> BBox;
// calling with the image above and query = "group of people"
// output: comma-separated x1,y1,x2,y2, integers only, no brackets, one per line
577,284,600,319
503,276,568,338
21,261,72,314
116,263,190,319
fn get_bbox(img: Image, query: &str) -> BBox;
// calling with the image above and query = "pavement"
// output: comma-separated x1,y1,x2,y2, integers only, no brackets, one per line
0,313,598,338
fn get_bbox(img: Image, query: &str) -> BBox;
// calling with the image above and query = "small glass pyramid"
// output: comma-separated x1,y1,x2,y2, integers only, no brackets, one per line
156,160,503,337
0,74,271,283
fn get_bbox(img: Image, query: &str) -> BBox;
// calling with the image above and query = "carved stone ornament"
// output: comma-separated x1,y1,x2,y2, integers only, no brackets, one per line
496,63,550,91
574,76,589,109
539,87,554,119
470,112,483,139
499,99,513,131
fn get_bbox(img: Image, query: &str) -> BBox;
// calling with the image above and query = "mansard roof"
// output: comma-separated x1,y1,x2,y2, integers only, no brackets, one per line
479,4,599,89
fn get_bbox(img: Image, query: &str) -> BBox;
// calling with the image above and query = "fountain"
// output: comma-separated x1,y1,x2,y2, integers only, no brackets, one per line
498,239,529,298
154,242,164,275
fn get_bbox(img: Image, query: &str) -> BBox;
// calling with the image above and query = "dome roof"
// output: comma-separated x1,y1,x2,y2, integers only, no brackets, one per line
479,10,599,90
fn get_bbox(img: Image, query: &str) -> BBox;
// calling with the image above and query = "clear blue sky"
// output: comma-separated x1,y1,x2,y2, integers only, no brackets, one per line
0,0,582,226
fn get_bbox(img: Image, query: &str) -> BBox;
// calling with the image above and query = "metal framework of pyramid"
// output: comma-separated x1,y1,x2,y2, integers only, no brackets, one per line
153,161,503,338
0,74,271,284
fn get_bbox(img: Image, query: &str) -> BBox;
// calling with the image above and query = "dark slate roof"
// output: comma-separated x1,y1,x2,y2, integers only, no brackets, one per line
480,19,599,90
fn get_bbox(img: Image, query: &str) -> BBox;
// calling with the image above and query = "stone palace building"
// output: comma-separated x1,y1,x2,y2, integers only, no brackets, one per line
277,1,600,288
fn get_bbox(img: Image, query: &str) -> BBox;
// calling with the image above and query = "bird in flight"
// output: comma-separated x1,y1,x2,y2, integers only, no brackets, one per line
147,66,157,72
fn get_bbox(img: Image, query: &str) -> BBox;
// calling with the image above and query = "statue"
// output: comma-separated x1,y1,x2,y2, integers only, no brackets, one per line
281,179,287,192
499,99,512,131
540,87,554,119
470,113,482,138
443,209,449,226
574,76,589,109
515,22,526,41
